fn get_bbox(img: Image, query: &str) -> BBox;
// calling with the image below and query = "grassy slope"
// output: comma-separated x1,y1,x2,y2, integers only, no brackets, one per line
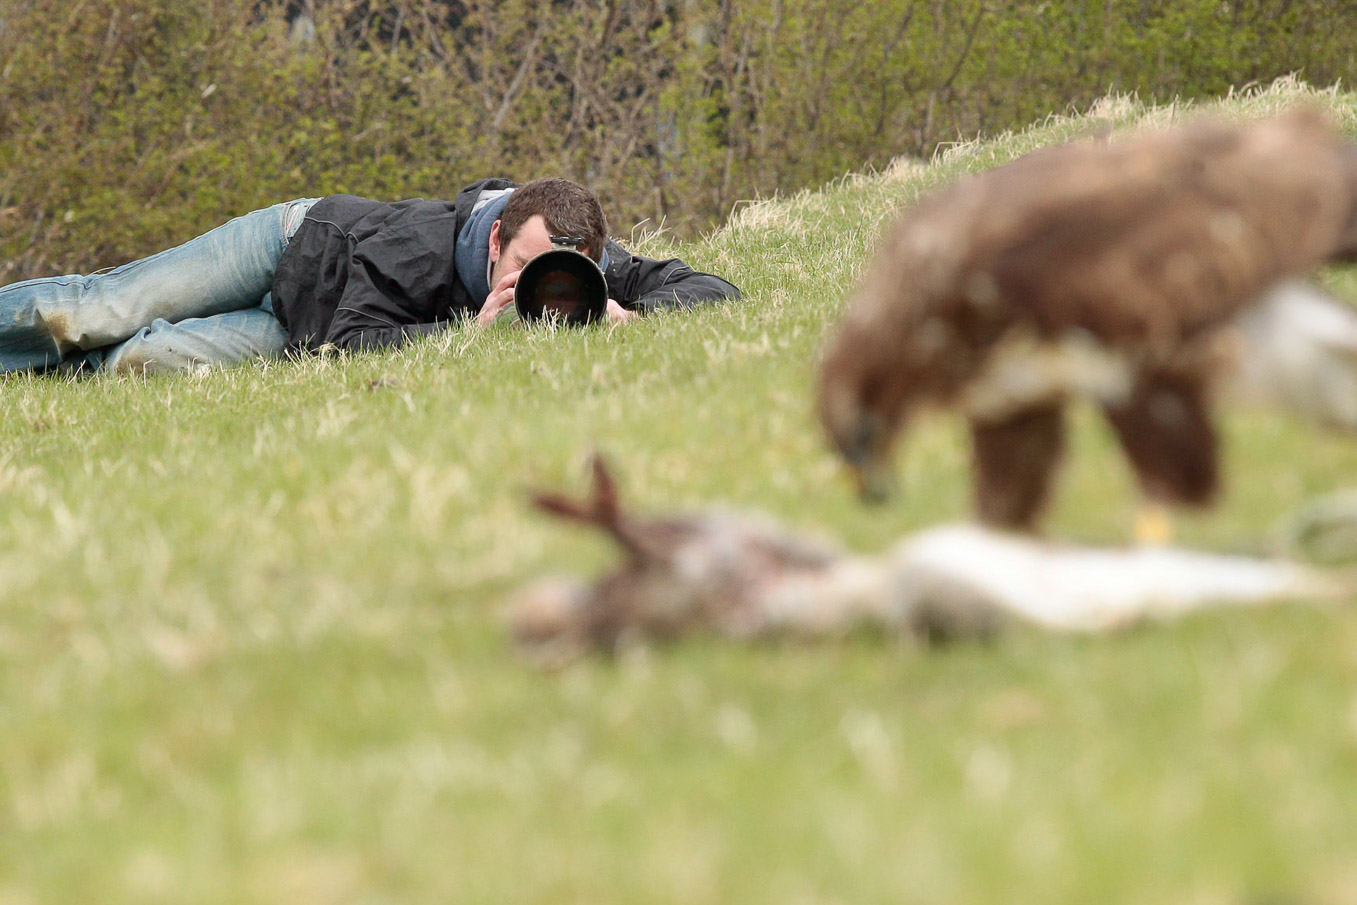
5,79,1357,903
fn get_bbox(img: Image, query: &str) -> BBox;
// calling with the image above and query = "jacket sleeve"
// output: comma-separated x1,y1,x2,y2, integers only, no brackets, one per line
323,229,455,351
327,318,449,352
603,239,742,313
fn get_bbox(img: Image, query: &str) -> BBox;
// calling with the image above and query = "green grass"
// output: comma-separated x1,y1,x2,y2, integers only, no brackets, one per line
6,78,1357,903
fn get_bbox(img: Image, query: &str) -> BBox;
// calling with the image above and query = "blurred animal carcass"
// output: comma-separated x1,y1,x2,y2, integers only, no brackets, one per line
508,458,1350,663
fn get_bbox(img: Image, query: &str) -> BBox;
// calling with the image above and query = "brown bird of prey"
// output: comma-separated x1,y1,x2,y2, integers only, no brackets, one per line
818,109,1357,538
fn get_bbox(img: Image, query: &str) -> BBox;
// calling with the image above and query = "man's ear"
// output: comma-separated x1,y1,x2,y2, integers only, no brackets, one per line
488,220,502,263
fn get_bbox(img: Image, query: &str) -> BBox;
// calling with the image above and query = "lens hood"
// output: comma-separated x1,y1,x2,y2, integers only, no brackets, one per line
514,248,608,325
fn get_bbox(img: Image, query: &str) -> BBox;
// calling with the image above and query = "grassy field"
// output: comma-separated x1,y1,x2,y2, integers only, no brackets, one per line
6,79,1357,904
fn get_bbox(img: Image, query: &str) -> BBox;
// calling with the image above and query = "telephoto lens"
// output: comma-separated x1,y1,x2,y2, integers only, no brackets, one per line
514,242,608,326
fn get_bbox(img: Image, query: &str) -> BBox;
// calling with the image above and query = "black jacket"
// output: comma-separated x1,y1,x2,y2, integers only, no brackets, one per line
270,178,741,352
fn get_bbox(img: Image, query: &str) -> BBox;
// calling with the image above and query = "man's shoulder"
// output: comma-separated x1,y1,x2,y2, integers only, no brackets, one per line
455,177,519,200
452,178,519,221
309,194,460,229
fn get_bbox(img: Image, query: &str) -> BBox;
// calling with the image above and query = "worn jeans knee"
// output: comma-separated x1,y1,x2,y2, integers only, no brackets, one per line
99,302,290,376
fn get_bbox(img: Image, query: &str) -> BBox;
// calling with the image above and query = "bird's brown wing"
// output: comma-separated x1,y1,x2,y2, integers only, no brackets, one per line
969,111,1354,344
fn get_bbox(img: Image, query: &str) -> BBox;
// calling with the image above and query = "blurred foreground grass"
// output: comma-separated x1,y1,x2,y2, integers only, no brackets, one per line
5,80,1357,903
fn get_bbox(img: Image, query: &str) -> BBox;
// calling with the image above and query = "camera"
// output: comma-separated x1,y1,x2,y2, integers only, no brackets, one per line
513,237,608,325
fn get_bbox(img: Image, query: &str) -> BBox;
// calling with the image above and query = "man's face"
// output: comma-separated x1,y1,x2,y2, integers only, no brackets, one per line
488,214,555,287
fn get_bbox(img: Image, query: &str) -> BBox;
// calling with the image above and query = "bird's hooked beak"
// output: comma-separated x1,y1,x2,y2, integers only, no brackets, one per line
848,457,897,504
840,413,898,504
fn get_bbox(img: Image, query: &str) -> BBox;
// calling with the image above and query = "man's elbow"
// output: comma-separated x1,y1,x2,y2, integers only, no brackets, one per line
678,280,743,307
328,328,392,353
716,279,742,301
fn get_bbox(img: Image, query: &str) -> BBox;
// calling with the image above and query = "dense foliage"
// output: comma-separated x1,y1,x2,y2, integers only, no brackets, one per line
2,0,1354,281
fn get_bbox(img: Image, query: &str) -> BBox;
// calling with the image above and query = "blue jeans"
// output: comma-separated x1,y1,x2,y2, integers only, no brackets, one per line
0,198,318,375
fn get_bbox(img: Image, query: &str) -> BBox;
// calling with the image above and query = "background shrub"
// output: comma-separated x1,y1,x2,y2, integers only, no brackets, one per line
2,0,1355,282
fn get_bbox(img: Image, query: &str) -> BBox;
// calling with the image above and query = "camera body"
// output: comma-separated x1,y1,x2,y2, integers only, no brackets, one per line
513,237,608,325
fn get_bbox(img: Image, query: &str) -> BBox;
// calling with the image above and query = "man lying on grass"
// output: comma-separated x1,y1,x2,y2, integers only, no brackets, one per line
0,177,740,375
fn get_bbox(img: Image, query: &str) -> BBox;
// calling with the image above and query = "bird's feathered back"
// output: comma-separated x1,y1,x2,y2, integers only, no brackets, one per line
819,109,1357,501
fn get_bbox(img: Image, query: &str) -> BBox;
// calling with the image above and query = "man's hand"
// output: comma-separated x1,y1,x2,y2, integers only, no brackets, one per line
475,269,521,327
606,299,638,324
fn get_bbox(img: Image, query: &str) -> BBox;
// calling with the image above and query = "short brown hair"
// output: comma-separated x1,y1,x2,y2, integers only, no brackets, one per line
499,177,609,261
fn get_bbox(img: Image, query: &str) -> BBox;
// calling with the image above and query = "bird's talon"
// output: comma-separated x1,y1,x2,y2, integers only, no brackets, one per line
1135,504,1174,546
